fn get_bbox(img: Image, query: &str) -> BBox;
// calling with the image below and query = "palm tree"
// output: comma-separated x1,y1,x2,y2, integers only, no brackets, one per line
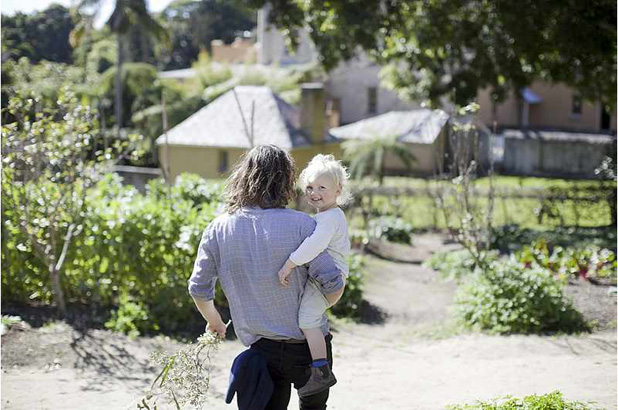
71,0,169,137
342,135,416,185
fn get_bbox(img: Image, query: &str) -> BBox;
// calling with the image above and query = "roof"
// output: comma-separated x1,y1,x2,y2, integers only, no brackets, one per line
157,68,198,80
156,86,310,149
502,128,616,144
328,109,450,145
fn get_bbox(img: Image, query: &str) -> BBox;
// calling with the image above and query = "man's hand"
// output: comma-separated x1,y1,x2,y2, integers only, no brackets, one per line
278,258,297,286
192,297,227,338
206,319,227,339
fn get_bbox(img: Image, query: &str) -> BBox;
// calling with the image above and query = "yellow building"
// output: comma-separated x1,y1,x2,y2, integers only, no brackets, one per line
156,84,450,181
156,85,341,181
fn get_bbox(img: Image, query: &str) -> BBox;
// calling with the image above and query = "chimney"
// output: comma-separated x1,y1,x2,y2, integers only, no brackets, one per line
300,83,327,144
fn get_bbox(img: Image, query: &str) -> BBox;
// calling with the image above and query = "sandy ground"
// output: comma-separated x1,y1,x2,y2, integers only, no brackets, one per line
2,234,616,409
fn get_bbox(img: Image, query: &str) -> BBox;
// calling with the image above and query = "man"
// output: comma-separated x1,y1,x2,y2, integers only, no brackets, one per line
188,144,345,410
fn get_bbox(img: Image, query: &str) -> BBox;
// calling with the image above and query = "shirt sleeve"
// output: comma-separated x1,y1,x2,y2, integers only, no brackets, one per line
188,227,218,301
289,212,338,266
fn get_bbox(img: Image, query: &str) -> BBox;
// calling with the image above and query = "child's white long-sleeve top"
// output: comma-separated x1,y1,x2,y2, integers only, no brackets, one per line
289,207,350,277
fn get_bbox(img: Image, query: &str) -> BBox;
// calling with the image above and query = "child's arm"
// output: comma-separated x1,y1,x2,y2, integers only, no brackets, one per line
278,216,338,286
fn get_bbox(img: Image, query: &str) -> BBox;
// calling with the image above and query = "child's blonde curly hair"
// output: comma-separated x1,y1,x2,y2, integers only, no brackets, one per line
298,154,352,206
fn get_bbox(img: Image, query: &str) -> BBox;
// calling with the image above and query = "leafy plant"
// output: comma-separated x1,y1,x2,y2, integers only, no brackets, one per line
329,253,365,321
424,249,499,282
490,225,616,253
369,216,414,244
193,51,233,89
447,391,600,410
343,135,416,186
455,258,587,334
105,293,150,338
1,89,142,316
516,240,616,284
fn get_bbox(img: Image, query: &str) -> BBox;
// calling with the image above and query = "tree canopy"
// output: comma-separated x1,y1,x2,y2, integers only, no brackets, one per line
247,0,617,108
1,5,75,63
159,0,256,70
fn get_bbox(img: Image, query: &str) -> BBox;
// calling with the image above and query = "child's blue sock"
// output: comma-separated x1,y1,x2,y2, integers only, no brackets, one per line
312,359,328,368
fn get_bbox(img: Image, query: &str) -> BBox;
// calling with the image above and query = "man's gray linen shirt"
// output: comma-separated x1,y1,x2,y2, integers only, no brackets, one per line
188,207,344,346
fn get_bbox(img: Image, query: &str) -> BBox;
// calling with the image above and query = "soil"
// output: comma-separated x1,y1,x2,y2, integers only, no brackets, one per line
2,233,616,409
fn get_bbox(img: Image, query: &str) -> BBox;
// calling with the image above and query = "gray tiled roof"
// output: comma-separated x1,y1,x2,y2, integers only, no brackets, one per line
156,86,309,149
328,109,450,144
502,128,616,144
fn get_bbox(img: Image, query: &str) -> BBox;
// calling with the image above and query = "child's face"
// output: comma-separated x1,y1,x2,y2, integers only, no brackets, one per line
305,174,341,212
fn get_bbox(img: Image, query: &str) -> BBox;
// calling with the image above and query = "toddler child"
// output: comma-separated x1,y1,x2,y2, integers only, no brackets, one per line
278,154,351,398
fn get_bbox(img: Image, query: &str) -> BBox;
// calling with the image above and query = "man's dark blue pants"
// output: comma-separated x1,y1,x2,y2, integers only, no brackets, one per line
251,334,334,410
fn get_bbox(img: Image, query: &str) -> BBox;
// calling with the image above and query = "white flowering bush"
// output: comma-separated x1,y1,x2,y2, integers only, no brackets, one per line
138,331,224,409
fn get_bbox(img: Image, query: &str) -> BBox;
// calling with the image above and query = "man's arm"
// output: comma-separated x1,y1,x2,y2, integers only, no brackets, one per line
192,297,226,338
188,228,226,337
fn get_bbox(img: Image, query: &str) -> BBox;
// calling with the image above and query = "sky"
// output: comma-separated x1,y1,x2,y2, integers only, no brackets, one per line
1,0,175,19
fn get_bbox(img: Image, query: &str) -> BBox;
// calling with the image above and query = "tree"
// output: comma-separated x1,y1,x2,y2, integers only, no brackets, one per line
71,0,169,135
342,135,416,185
1,89,141,316
1,5,75,63
1,58,100,114
158,0,256,70
246,0,616,109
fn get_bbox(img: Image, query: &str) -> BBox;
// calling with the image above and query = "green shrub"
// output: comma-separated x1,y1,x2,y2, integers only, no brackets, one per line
455,258,587,334
490,224,617,253
369,216,414,244
2,173,221,334
329,253,365,321
516,239,616,284
196,63,233,89
105,293,150,338
447,391,600,410
424,249,499,282
146,173,224,210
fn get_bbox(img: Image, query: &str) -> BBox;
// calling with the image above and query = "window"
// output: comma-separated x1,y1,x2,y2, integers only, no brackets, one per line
367,87,378,115
219,150,229,173
572,94,582,115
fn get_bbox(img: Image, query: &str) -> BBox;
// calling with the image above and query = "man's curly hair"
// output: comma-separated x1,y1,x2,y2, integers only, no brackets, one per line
224,145,296,213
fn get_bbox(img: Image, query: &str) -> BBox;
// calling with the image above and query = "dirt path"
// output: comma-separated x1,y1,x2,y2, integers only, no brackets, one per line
2,234,616,409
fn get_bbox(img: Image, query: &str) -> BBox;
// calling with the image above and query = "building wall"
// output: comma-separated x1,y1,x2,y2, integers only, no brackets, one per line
257,6,414,125
257,6,317,65
381,131,447,176
159,144,345,182
326,55,418,125
477,88,520,129
502,138,613,178
159,146,247,181
211,38,257,64
478,82,617,132
292,143,344,172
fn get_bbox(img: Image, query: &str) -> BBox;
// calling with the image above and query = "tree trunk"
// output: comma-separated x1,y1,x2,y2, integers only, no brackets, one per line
115,33,124,138
49,264,67,317
610,188,617,226
378,152,385,186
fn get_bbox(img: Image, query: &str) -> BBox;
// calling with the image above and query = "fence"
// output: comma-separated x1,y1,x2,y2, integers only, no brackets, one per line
347,184,615,229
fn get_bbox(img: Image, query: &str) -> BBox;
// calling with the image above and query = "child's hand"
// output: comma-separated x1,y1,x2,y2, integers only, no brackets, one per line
278,265,293,286
278,258,297,286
